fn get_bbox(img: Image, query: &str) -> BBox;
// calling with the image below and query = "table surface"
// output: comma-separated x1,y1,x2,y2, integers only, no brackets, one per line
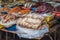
0,29,16,34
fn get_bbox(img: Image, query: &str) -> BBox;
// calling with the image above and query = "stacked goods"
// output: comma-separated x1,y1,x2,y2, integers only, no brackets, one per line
8,6,21,13
0,14,16,23
31,2,55,13
0,5,31,28
31,2,55,28
0,1,57,39
19,9,31,14
8,6,31,17
16,12,49,39
0,4,10,12
17,13,46,30
8,6,21,17
0,13,17,28
31,2,55,22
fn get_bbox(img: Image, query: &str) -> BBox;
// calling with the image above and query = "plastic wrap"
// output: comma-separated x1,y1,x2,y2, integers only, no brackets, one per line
16,13,49,39
16,24,49,39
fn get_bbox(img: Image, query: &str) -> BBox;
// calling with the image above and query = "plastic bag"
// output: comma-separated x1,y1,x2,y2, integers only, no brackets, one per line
16,24,49,39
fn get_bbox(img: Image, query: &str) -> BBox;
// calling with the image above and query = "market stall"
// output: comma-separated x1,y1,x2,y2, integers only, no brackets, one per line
0,0,60,40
